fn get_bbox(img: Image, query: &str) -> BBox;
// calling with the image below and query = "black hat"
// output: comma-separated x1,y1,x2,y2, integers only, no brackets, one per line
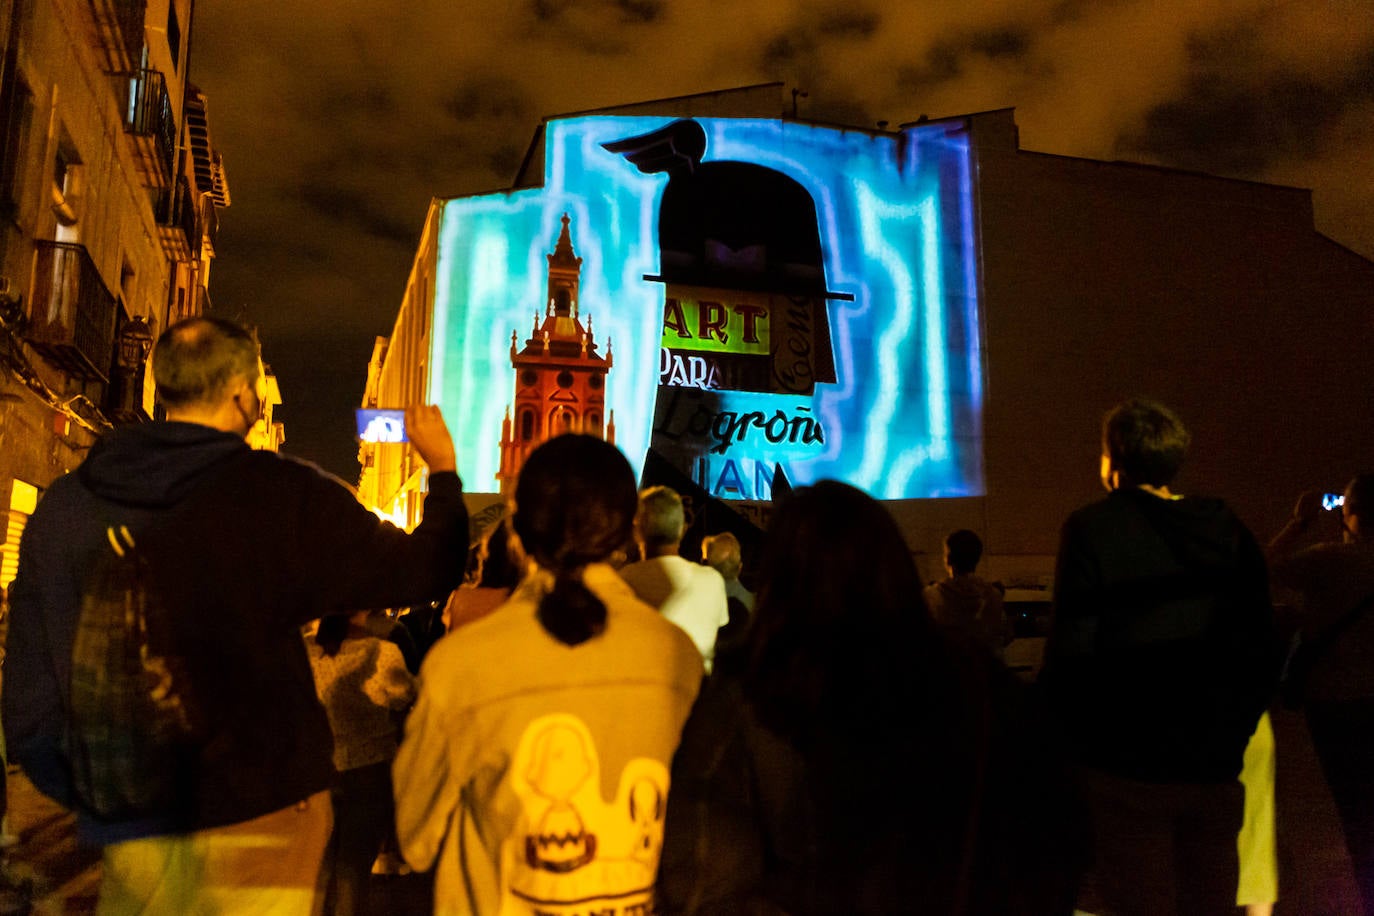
604,119,849,300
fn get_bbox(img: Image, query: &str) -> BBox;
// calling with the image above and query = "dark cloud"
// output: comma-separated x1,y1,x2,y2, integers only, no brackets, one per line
969,28,1032,59
487,143,525,179
311,85,397,120
442,80,533,123
615,0,664,24
818,8,881,41
532,0,664,24
1048,0,1129,26
896,26,1035,94
297,185,417,247
762,31,811,68
1125,30,1374,174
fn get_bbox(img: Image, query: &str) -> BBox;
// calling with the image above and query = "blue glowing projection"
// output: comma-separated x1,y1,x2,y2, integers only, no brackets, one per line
429,114,985,500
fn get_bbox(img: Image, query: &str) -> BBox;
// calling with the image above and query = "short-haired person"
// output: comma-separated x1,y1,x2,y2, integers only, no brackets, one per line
2,317,469,913
700,531,754,672
701,531,753,612
1041,399,1276,915
1268,474,1374,913
393,435,701,913
619,486,730,672
924,529,1009,658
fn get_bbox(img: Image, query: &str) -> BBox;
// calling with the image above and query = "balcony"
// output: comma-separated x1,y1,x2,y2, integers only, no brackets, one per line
112,69,175,185
201,197,220,257
26,241,118,382
88,0,148,72
154,176,198,260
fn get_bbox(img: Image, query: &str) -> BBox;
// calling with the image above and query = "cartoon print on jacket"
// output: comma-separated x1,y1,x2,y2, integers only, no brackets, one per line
506,713,669,914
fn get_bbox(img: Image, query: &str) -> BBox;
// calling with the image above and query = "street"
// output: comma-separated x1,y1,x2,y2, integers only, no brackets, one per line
0,706,1361,914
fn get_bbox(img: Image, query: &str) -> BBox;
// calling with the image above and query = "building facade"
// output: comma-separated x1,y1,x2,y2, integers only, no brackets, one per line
357,202,439,530
0,0,232,596
360,85,1374,580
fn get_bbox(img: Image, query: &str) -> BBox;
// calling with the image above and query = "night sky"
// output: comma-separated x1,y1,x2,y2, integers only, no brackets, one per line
190,1,1374,480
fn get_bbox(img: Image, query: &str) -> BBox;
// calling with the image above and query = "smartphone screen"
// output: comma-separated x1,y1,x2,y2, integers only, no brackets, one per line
356,408,407,443
1322,493,1346,511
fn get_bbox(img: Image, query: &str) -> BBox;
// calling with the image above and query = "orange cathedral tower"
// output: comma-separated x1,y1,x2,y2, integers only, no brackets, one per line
496,214,614,495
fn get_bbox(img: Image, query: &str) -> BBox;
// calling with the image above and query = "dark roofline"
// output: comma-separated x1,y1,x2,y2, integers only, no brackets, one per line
444,87,1320,218
897,106,1015,130
1314,230,1374,267
539,82,785,122
513,123,546,189
1014,147,1313,197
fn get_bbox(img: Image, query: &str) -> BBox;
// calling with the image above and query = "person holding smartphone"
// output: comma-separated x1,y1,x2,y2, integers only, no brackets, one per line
2,317,469,915
1269,475,1374,913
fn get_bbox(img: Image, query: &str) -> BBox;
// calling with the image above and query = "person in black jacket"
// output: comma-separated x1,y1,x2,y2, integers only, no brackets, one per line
1041,398,1277,916
657,480,1084,914
2,317,468,914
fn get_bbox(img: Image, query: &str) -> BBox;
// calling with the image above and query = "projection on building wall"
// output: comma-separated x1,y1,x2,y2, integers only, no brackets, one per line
429,115,985,501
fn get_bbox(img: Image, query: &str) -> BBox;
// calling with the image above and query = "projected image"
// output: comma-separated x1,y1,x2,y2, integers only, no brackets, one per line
429,114,984,500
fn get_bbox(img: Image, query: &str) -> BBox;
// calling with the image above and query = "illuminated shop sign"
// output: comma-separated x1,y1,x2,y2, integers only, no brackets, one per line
429,114,985,500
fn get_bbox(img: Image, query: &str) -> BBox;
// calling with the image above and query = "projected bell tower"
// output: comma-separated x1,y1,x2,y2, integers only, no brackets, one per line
495,214,615,496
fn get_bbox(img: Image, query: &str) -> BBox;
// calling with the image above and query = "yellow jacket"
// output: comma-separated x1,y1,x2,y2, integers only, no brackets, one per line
394,563,703,915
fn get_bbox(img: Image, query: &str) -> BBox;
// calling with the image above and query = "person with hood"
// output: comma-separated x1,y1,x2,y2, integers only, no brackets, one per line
2,317,468,914
1040,398,1277,916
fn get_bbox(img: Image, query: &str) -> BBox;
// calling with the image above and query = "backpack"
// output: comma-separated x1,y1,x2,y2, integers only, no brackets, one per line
66,525,204,820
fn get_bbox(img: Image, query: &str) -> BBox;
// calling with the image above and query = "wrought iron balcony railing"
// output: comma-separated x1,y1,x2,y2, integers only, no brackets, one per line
26,241,118,382
154,175,198,259
201,197,220,256
112,68,175,183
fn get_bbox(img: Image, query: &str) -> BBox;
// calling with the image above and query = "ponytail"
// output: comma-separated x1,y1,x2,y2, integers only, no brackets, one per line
511,435,638,648
315,613,349,657
536,566,607,646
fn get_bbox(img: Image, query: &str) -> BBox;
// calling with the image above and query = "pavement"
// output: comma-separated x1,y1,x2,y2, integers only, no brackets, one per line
0,770,431,915
0,707,1362,914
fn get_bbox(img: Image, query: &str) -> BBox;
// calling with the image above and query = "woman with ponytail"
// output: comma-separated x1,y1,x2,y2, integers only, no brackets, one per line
393,435,702,915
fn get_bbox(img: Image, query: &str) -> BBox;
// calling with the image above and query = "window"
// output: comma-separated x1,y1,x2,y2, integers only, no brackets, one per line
120,258,136,302
0,72,34,215
52,136,83,228
166,4,182,71
0,480,39,594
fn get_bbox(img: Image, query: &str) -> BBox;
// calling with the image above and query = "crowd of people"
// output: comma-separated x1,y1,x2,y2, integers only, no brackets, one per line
0,316,1371,916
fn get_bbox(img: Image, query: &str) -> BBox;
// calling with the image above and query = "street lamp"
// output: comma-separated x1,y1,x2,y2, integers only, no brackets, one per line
117,316,153,371
115,315,154,419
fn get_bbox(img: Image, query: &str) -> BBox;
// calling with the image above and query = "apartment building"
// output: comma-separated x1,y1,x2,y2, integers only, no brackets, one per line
0,0,230,596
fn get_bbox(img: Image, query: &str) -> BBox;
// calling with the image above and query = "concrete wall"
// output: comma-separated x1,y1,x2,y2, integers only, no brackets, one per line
965,110,1374,576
